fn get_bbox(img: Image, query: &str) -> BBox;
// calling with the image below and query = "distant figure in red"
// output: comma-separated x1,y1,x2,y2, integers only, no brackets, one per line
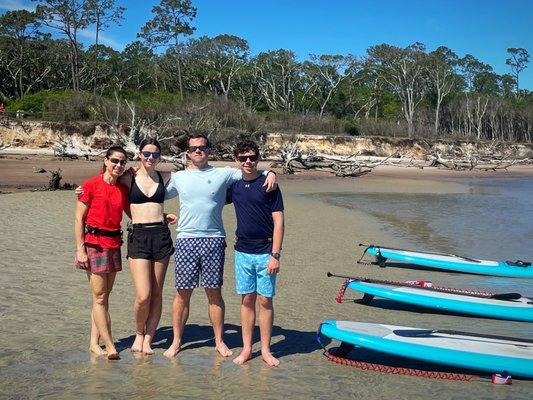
0,103,5,113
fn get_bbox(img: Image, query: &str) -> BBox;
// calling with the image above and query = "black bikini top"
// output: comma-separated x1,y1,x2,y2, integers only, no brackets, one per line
129,171,165,204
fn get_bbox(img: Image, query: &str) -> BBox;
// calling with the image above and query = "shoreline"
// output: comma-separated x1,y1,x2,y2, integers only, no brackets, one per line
1,153,532,195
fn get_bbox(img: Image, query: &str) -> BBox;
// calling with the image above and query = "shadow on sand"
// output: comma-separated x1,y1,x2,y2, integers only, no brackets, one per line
115,323,319,358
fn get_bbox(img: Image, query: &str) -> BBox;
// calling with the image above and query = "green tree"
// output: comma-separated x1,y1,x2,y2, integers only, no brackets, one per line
303,54,352,119
138,0,197,100
34,0,93,91
185,35,249,99
253,50,302,112
0,10,42,98
506,47,529,93
84,0,125,94
367,42,428,138
426,46,459,135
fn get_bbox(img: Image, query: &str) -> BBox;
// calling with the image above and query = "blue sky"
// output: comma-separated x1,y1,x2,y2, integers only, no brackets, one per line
2,0,533,89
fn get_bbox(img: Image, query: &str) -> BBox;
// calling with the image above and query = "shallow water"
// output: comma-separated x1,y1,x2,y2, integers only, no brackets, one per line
0,188,532,399
311,177,533,294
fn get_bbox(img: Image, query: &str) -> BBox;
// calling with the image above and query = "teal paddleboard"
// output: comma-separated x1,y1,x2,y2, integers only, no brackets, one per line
364,245,533,278
319,320,533,378
346,279,533,322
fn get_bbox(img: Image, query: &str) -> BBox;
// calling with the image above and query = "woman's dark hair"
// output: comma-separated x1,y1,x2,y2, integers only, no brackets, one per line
102,145,127,172
234,140,259,157
187,133,211,149
139,137,162,152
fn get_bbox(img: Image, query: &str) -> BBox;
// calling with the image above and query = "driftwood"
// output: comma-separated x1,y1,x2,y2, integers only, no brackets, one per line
428,151,531,171
35,169,77,191
277,136,396,177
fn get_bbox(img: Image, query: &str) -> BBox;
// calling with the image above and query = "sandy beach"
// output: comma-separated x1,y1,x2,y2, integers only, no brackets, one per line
0,155,532,399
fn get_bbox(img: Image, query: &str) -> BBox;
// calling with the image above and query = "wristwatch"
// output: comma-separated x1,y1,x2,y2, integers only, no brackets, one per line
271,252,281,260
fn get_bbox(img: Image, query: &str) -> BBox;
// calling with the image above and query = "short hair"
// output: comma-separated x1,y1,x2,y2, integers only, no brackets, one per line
234,140,259,157
139,137,161,152
187,133,211,148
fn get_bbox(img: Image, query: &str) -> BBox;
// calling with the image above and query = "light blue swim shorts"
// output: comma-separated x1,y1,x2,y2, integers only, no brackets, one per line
234,251,277,297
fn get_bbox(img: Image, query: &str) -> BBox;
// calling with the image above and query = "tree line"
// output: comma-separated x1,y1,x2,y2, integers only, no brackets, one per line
0,0,532,143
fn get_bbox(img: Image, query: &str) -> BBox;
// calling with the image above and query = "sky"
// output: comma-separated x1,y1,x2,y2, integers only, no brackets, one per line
1,0,533,89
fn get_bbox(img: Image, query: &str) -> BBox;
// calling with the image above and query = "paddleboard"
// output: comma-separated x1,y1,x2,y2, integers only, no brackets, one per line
364,245,533,278
345,279,533,322
319,320,533,378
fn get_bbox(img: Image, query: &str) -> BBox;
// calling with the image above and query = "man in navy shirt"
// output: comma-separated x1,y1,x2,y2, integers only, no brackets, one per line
228,140,285,367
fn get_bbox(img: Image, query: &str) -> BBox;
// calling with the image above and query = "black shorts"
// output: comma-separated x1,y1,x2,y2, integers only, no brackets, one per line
127,222,174,261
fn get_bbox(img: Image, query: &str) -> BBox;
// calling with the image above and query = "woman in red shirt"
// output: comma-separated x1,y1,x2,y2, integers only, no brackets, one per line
74,145,130,360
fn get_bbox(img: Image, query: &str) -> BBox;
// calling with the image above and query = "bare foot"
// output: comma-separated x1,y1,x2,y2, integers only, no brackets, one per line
233,348,252,365
163,343,181,358
261,350,279,367
131,334,144,352
215,342,233,357
142,337,154,355
107,352,120,360
89,343,106,356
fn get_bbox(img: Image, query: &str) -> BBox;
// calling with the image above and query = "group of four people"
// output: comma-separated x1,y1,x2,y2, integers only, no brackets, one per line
74,133,284,366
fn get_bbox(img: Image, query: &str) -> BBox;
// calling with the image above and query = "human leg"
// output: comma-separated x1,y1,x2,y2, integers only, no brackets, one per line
143,256,169,354
128,257,152,352
255,254,278,366
233,292,257,365
164,238,201,357
86,271,105,355
200,237,231,356
232,251,258,364
164,288,192,358
258,295,278,366
204,287,232,357
88,271,119,359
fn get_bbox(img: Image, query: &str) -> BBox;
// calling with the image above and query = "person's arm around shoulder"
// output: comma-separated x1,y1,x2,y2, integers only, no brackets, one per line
267,211,284,275
226,166,277,192
164,171,180,200
118,166,135,189
263,170,277,192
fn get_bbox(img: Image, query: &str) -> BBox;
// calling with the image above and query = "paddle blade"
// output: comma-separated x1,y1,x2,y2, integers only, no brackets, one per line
490,292,522,301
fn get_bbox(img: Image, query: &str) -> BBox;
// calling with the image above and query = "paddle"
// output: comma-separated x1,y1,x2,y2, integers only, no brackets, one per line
394,329,533,344
358,243,482,264
327,272,524,301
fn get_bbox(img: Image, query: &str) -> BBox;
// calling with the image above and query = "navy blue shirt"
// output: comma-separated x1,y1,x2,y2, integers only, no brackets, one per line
228,175,284,254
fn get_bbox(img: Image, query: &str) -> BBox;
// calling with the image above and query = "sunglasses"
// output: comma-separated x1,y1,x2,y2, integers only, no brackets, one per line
141,151,161,159
109,158,127,166
188,145,210,153
237,154,259,162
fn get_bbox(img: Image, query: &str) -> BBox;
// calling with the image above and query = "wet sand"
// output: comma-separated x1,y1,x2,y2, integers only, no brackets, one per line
0,157,532,399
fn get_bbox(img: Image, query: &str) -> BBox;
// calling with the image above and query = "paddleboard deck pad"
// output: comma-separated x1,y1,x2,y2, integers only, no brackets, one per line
319,320,533,378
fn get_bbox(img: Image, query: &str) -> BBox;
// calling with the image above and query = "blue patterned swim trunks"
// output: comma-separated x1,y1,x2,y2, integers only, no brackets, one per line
174,237,226,289
234,251,276,297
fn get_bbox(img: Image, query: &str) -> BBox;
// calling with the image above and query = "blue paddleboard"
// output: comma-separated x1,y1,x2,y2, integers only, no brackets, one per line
319,320,533,378
346,279,533,322
364,245,533,278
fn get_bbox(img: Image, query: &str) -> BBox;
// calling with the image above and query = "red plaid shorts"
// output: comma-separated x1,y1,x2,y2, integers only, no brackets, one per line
75,244,122,274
